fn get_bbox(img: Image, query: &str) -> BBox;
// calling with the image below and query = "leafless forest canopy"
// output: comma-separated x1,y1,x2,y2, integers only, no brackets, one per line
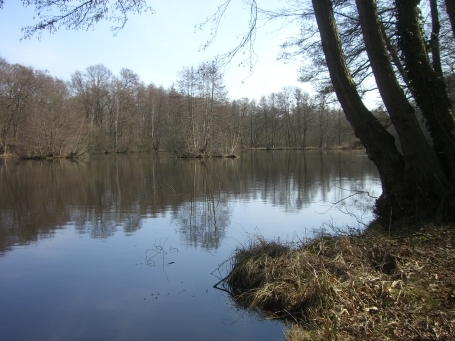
0,58,363,158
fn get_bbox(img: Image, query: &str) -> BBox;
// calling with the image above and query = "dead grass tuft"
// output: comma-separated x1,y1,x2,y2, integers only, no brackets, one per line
219,223,455,340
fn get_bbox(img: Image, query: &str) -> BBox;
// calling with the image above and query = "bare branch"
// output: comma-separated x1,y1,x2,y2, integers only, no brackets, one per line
19,0,153,40
197,0,259,72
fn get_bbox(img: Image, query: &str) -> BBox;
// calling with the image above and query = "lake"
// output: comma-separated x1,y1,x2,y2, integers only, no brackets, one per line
0,150,381,341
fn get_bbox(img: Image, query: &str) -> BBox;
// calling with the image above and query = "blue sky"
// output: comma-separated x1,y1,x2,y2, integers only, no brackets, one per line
0,1,311,101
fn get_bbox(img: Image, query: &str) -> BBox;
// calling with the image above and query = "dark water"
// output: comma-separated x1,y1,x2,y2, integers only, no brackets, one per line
0,150,380,341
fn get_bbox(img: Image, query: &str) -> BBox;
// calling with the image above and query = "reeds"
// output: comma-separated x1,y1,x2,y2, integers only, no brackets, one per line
218,223,455,340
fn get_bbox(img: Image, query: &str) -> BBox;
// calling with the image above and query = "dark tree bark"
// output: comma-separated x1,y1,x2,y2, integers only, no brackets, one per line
429,0,443,76
396,0,455,178
445,0,455,41
356,0,447,198
312,0,407,218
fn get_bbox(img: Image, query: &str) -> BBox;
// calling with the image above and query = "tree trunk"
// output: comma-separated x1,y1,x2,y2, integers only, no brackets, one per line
396,0,455,178
429,0,443,76
312,0,407,218
356,0,447,198
115,95,119,152
445,0,455,41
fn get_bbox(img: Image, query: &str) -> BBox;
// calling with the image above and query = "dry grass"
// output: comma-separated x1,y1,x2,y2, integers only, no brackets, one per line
219,222,455,340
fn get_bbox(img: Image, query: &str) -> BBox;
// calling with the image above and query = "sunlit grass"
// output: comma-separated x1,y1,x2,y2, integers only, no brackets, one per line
218,221,455,340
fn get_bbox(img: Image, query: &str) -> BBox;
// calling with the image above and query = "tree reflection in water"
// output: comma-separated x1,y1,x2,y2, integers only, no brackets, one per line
0,151,380,256
172,161,231,250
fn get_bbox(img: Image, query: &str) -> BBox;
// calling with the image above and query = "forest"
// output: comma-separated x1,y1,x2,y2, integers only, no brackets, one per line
0,57,361,159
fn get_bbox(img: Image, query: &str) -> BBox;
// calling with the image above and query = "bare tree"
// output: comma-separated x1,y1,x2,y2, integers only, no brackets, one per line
108,68,141,152
176,61,227,157
0,61,37,155
71,65,112,128
20,73,88,158
293,88,314,149
138,84,168,151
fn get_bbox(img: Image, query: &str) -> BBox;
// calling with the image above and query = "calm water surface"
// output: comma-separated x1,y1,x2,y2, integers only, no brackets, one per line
0,151,380,341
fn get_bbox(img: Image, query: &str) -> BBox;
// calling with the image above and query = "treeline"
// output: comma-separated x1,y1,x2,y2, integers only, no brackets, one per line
0,57,358,158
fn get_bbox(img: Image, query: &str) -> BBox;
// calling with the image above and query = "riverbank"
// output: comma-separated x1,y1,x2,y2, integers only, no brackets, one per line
245,144,364,151
1,144,366,159
217,220,455,340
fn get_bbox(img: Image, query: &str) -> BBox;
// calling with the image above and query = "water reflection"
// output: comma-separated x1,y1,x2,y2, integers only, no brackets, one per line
0,150,380,255
172,161,231,250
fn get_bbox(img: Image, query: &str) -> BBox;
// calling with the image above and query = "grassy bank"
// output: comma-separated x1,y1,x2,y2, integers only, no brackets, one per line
217,221,455,340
